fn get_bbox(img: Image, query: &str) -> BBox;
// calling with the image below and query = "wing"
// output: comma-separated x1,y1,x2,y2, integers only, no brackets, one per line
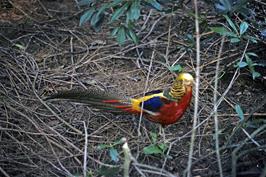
140,96,164,112
138,95,172,116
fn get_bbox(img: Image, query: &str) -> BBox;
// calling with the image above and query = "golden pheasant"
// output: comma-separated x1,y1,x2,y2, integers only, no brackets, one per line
45,73,194,126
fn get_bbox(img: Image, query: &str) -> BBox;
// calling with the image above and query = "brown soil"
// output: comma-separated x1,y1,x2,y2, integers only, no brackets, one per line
0,0,266,177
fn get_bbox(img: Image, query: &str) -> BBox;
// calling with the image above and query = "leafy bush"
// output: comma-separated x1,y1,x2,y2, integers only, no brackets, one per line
235,52,261,79
214,0,251,16
143,132,168,155
78,0,177,44
211,15,257,43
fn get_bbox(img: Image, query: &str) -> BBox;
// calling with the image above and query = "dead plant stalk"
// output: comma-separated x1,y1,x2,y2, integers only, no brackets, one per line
213,36,225,177
186,0,201,176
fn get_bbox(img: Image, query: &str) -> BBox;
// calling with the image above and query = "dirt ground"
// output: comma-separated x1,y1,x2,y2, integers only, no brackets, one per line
0,0,266,177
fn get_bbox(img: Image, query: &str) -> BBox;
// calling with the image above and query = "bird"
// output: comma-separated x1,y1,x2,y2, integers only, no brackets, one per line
44,72,194,127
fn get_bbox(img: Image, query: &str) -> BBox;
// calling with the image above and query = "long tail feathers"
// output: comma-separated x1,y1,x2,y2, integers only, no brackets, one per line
44,89,136,113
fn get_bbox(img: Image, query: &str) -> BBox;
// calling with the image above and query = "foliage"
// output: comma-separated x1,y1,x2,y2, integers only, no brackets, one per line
214,0,251,16
168,64,183,73
235,104,244,121
93,138,126,176
211,15,257,43
78,0,178,44
211,15,262,79
143,132,168,155
235,52,261,80
97,138,125,163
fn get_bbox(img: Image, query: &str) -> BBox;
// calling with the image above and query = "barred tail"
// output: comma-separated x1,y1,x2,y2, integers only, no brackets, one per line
44,89,135,113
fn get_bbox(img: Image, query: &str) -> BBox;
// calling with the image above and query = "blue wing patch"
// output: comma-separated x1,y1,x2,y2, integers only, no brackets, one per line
140,97,164,112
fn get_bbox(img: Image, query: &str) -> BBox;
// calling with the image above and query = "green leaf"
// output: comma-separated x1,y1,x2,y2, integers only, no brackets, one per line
127,0,140,21
127,0,141,21
211,27,228,35
90,13,101,27
211,27,237,37
186,34,194,42
244,53,252,63
116,27,126,44
97,144,110,150
226,31,238,38
79,9,95,26
143,144,163,155
239,22,249,36
235,104,244,121
90,3,108,27
224,15,238,34
113,138,126,146
230,37,240,43
109,148,119,162
147,0,162,11
97,138,124,150
111,27,120,36
254,63,266,67
158,143,167,152
110,3,129,23
236,61,248,68
150,132,157,144
98,3,109,14
14,44,26,50
91,14,105,31
252,71,261,79
245,54,257,77
246,52,258,57
127,29,138,44
168,64,183,72
244,35,257,43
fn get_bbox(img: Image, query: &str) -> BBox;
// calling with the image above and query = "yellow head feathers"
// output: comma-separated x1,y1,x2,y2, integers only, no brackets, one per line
176,73,194,86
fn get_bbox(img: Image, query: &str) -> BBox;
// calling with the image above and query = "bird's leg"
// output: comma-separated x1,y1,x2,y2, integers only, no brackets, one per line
159,125,166,142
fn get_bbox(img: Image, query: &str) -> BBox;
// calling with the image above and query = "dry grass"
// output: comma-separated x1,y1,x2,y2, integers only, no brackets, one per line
0,0,266,177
